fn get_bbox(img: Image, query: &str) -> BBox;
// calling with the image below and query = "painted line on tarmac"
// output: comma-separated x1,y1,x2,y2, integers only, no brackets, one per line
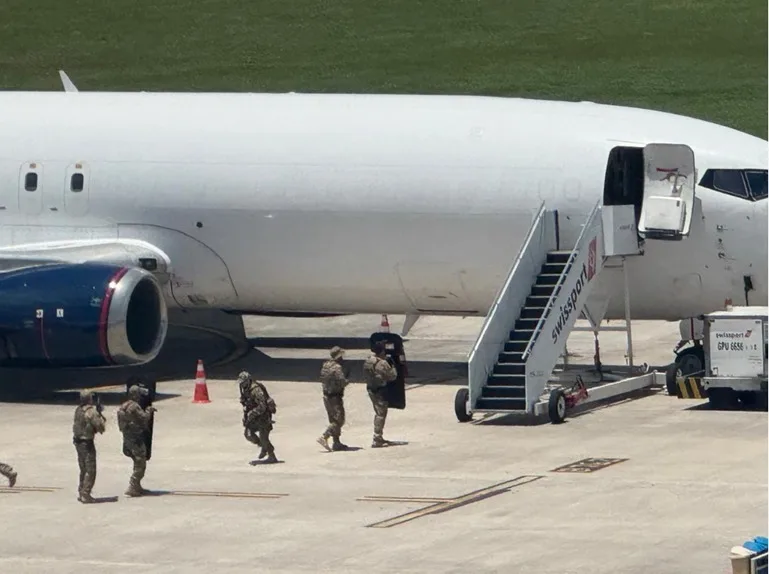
168,489,289,499
363,475,544,528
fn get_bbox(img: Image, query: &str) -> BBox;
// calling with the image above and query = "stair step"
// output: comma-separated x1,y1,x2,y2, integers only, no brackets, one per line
475,397,527,411
492,362,525,375
535,273,561,287
508,329,534,341
519,306,545,320
541,262,567,275
525,295,550,308
547,251,572,264
497,351,525,364
487,373,526,386
515,318,540,331
531,284,558,297
503,340,528,353
482,385,526,399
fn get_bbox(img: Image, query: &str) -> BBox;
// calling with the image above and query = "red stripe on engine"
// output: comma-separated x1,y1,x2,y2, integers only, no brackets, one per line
98,267,131,364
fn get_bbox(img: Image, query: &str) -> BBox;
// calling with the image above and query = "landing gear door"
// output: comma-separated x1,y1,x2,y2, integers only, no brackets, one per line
638,143,696,240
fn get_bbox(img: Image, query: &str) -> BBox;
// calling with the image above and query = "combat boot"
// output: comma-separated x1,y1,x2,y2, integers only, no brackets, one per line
79,493,96,504
8,471,16,487
371,437,390,448
331,439,349,451
317,435,331,452
125,480,143,497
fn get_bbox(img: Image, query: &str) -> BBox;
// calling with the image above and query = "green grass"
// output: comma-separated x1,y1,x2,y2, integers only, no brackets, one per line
0,0,766,137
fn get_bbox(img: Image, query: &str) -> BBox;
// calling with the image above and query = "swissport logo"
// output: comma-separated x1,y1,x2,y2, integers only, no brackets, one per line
550,236,598,345
586,237,597,281
716,330,753,340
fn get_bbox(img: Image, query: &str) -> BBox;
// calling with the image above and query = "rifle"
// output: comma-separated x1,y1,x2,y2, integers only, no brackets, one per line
93,392,104,416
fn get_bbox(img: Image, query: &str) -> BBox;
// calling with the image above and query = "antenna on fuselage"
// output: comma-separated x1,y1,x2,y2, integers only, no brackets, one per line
58,70,79,93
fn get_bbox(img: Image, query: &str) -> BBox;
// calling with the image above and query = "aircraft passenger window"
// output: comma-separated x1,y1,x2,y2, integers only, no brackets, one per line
712,169,748,198
746,170,767,200
70,173,84,192
24,172,38,192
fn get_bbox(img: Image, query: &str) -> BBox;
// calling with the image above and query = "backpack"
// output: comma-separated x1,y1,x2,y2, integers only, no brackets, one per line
117,403,128,433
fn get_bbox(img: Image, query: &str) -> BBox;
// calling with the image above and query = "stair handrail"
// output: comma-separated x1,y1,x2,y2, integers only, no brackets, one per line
520,199,603,362
469,200,546,362
467,201,549,404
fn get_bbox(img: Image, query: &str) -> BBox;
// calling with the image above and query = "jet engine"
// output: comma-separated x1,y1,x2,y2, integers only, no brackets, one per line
0,263,168,368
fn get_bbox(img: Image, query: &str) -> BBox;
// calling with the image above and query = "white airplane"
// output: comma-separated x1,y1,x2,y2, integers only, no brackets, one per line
0,72,766,396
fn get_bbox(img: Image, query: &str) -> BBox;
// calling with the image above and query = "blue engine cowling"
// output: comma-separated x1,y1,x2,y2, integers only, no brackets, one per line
0,263,168,368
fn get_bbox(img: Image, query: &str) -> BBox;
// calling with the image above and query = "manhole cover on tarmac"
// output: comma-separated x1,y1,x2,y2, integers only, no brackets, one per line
550,458,628,473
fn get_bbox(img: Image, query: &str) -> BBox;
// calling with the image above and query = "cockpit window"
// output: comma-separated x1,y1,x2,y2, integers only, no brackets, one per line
698,169,766,201
712,169,748,198
746,170,767,200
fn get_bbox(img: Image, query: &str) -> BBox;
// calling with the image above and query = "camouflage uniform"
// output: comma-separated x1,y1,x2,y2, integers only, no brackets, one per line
362,347,398,447
317,346,350,452
0,462,16,487
117,385,156,497
72,390,106,503
238,371,278,463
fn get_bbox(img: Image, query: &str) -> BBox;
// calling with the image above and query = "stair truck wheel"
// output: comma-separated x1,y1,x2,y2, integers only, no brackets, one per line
667,347,705,396
548,389,567,424
454,388,472,422
665,363,678,396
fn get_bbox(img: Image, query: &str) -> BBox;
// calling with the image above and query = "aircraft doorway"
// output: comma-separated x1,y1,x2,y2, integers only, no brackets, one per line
603,146,644,226
603,144,696,241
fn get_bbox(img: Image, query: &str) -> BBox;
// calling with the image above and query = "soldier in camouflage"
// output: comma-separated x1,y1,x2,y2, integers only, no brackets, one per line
362,341,399,448
72,390,106,503
117,385,156,497
317,346,350,452
238,371,278,463
0,462,16,487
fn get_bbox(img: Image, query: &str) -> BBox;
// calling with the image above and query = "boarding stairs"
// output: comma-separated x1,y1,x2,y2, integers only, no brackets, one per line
467,199,623,415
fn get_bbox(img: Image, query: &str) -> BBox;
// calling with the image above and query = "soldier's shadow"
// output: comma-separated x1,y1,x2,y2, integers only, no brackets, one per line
379,441,408,448
318,446,364,454
90,496,119,503
135,490,174,497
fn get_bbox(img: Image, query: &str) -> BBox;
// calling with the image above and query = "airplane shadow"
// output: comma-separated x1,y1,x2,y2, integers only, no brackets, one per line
248,336,378,350
206,348,467,385
0,388,181,406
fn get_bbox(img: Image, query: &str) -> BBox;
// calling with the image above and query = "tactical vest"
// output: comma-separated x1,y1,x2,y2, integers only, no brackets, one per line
117,401,143,435
73,405,93,440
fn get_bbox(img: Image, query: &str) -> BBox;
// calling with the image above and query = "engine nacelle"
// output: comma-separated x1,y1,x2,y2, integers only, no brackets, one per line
0,263,168,368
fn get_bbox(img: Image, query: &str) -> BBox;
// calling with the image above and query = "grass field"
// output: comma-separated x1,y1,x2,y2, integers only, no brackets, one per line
0,0,766,137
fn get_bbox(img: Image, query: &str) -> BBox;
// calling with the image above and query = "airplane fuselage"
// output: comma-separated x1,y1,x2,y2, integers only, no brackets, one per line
0,92,766,323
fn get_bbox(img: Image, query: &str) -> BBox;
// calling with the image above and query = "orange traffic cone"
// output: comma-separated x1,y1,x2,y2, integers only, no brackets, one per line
192,359,211,403
380,314,390,333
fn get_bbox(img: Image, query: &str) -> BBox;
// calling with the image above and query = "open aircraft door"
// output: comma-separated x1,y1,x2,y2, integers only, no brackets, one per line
638,143,696,240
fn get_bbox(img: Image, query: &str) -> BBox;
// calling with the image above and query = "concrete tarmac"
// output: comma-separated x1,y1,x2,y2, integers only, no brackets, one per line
0,317,766,573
